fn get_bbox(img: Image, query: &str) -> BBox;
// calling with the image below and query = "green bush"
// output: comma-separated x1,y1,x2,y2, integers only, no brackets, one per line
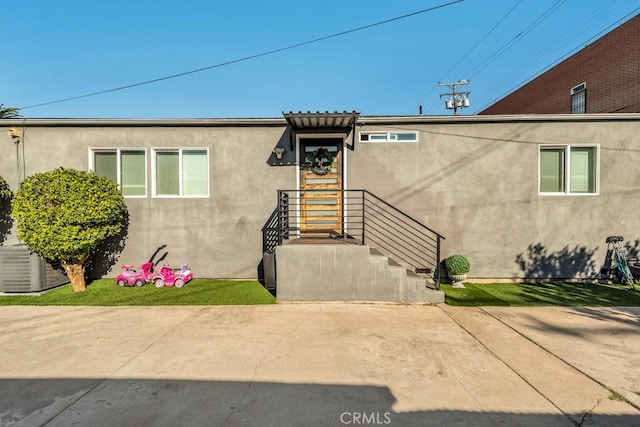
445,254,470,275
0,176,11,200
12,168,127,292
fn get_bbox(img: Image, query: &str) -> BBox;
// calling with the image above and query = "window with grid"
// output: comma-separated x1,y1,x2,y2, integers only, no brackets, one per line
153,148,209,197
539,145,598,195
91,149,146,197
571,83,586,114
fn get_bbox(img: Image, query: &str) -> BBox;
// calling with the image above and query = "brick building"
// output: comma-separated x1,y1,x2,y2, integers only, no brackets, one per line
480,14,640,115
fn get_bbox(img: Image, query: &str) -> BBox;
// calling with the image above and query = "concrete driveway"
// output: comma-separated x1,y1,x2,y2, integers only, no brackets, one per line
0,304,638,426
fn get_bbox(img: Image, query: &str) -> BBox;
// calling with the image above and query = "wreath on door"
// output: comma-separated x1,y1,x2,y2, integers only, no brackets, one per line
304,147,335,175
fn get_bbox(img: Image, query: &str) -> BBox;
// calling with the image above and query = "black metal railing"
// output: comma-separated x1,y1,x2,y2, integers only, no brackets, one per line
262,207,280,254
262,189,445,288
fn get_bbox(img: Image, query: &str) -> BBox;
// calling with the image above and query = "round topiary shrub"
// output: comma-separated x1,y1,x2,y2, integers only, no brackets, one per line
445,254,470,275
12,168,127,292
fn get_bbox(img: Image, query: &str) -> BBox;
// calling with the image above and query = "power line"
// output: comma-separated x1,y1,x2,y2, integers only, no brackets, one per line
20,0,463,111
440,0,523,83
420,0,523,115
474,5,640,113
464,0,567,79
473,0,621,105
425,0,565,115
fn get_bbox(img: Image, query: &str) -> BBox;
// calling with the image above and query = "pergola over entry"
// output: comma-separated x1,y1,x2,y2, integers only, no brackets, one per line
282,110,360,150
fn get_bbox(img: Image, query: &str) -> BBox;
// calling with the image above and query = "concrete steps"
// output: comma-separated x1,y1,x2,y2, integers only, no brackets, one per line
275,242,444,303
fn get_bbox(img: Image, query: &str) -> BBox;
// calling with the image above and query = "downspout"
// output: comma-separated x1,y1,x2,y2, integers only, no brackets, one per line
8,126,22,183
351,120,356,150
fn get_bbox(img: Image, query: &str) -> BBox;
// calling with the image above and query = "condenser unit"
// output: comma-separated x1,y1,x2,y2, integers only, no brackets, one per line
0,244,69,293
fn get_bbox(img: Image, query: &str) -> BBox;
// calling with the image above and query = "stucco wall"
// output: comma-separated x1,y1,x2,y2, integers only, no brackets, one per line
2,115,640,281
0,122,294,279
350,117,640,280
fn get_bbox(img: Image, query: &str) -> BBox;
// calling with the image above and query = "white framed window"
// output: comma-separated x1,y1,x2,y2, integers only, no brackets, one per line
539,145,599,195
89,148,147,197
571,82,586,114
359,131,418,143
152,148,209,197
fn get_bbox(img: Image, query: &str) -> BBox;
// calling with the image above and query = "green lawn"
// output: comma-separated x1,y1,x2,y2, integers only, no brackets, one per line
442,282,640,307
4,279,635,307
0,279,276,306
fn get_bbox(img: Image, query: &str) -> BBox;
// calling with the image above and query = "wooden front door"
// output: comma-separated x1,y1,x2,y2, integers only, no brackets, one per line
299,138,343,235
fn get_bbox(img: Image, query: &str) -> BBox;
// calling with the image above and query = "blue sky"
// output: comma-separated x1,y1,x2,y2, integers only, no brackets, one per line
3,0,638,118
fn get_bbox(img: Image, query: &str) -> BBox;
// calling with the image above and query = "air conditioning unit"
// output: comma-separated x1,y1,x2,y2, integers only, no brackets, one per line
0,244,69,293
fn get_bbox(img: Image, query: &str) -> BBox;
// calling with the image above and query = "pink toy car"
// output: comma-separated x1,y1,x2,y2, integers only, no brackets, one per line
115,262,154,287
153,263,193,288
115,244,167,287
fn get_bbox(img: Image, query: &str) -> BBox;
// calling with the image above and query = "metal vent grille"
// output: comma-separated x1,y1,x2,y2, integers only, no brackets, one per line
0,245,69,292
0,248,31,292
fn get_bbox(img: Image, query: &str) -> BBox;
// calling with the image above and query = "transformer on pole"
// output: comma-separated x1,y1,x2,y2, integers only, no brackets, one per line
439,80,471,115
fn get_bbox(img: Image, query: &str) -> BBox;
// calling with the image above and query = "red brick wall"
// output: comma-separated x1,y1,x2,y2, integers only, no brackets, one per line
480,14,640,114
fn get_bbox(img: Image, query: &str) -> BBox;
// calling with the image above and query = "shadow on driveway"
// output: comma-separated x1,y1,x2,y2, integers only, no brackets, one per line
1,378,625,427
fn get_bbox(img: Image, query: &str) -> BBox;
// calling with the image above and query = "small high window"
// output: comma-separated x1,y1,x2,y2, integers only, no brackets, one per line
571,83,586,114
359,131,418,143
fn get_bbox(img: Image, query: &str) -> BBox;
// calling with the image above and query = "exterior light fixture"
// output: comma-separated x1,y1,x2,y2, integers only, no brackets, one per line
273,147,285,159
8,127,21,143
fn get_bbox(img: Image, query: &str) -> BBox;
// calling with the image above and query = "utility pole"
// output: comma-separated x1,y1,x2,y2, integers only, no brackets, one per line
439,80,471,115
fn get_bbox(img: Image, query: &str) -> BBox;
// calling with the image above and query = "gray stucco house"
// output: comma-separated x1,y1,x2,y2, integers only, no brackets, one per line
1,112,639,300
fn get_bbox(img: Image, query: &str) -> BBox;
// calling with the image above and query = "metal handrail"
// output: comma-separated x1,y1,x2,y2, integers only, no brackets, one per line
363,191,444,238
264,189,445,288
261,207,279,254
